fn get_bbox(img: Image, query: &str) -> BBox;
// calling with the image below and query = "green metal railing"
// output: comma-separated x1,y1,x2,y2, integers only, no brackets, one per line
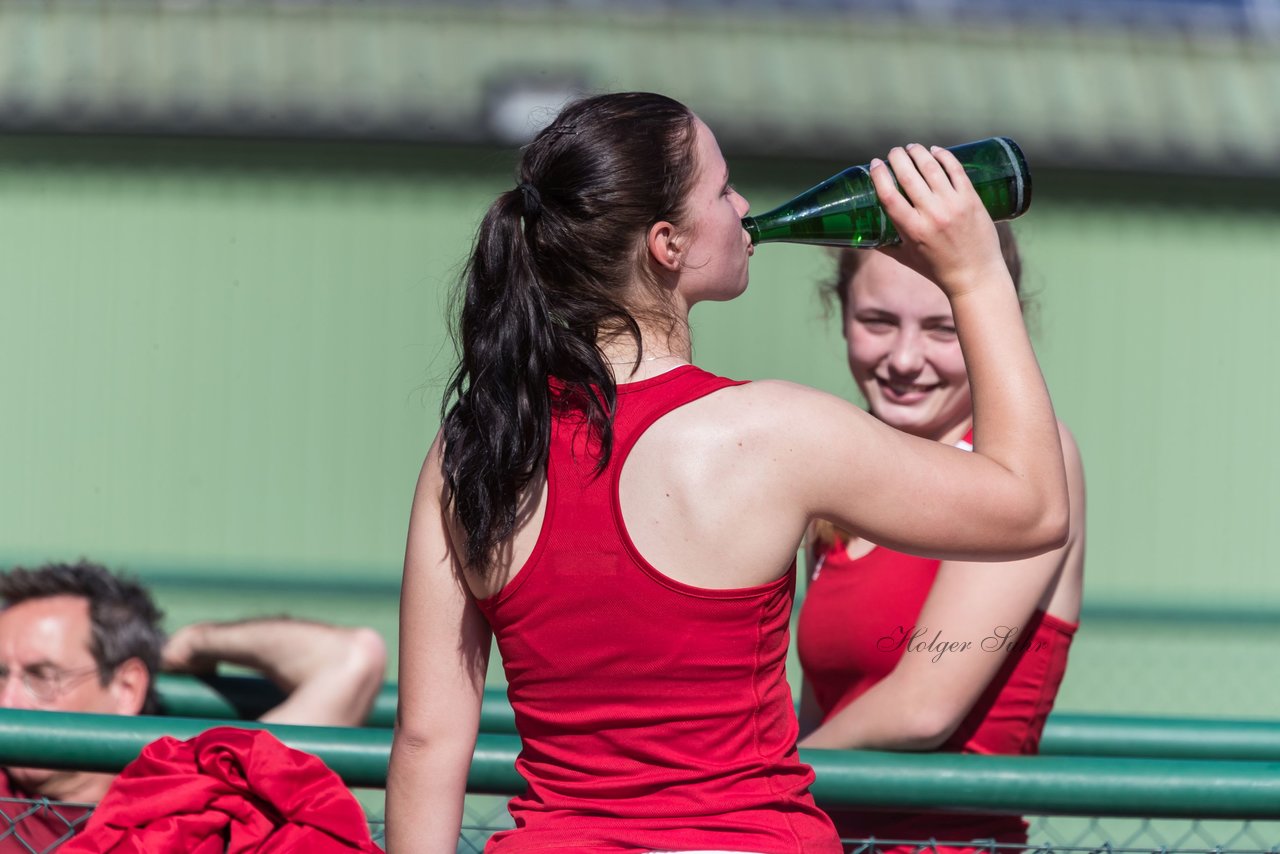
0,709,516,793
1038,714,1280,762
5,708,1280,852
5,709,1280,818
156,674,1280,762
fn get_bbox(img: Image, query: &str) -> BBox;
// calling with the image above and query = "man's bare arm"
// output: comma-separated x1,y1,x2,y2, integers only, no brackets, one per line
162,617,387,726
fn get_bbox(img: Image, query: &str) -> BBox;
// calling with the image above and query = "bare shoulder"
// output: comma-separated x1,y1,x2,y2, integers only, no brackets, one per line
693,378,873,438
632,378,872,485
413,429,447,498
620,379,875,582
655,380,889,480
732,378,858,410
409,428,465,554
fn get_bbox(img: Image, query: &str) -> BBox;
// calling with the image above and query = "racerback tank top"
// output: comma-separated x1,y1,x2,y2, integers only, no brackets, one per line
475,365,840,854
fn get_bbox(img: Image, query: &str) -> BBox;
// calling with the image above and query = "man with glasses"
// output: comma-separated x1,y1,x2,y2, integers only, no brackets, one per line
0,560,387,849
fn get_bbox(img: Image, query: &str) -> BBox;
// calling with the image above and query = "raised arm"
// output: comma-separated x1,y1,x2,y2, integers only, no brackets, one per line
800,423,1085,750
386,434,491,854
162,617,387,727
742,145,1068,561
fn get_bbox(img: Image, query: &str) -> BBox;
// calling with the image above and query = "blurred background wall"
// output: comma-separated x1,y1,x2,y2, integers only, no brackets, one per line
2,0,1279,717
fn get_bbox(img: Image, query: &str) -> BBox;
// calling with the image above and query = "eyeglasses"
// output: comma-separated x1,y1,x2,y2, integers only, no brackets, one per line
0,663,102,704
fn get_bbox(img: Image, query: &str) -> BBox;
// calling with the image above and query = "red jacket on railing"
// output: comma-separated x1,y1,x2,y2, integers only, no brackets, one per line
61,726,383,853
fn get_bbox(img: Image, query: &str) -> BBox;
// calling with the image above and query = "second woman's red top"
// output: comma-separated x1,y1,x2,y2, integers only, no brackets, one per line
797,529,1076,846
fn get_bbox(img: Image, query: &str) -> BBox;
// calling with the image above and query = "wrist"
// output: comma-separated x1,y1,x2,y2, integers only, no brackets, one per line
942,262,1016,303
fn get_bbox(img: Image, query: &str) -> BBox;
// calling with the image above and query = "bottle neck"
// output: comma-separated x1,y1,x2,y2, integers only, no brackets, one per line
742,217,761,245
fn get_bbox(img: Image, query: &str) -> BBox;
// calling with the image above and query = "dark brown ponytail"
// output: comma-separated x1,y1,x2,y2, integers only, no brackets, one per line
441,92,699,574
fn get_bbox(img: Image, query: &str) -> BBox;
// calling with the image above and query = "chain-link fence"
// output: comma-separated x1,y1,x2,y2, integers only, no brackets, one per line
18,795,493,853
365,807,1280,854
1025,816,1280,853
362,795,516,852
9,798,1280,854
0,796,93,854
837,818,1280,854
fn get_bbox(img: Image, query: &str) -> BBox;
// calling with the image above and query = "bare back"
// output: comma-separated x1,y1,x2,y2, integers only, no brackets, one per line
463,376,811,601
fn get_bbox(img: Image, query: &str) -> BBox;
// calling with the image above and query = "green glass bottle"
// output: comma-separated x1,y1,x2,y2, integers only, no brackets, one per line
742,137,1031,248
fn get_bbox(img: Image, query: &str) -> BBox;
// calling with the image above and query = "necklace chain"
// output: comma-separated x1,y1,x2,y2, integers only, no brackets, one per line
604,353,683,366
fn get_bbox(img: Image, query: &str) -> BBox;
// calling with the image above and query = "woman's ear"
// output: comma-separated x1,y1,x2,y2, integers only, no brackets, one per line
646,220,683,272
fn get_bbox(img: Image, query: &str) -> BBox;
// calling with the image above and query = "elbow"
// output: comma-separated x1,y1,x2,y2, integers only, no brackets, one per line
347,627,389,682
1035,499,1071,553
884,682,968,750
391,721,436,756
1013,480,1070,556
392,703,454,758
391,714,478,765
1032,423,1078,553
898,705,963,750
1045,475,1072,549
344,627,389,721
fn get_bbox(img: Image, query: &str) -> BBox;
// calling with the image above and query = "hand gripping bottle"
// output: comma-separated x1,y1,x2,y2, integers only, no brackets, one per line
743,137,1031,248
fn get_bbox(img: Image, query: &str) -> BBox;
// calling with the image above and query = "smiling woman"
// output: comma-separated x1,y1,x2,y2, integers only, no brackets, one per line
845,252,974,442
797,224,1086,854
834,223,1023,443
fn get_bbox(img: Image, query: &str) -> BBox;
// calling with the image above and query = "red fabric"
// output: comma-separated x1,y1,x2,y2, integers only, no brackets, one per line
797,523,1076,850
475,365,840,854
0,772,92,852
60,726,382,854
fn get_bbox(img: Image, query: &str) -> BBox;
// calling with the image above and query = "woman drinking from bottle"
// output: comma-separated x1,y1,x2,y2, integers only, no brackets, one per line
797,226,1086,854
387,91,1069,854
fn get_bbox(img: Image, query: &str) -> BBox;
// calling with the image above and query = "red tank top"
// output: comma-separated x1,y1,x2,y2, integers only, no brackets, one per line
797,526,1076,845
475,365,840,854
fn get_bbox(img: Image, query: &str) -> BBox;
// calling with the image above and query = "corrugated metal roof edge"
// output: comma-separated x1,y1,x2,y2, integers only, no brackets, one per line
0,3,1275,176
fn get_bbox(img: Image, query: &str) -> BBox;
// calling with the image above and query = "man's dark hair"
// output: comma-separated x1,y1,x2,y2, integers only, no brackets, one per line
0,560,165,714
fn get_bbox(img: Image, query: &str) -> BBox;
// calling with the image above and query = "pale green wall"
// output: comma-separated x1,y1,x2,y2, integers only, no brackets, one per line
3,136,1279,716
0,138,473,579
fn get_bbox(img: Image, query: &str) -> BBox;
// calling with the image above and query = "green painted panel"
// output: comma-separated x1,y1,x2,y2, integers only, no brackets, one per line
4,136,1280,599
2,136,1280,721
0,138,480,579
